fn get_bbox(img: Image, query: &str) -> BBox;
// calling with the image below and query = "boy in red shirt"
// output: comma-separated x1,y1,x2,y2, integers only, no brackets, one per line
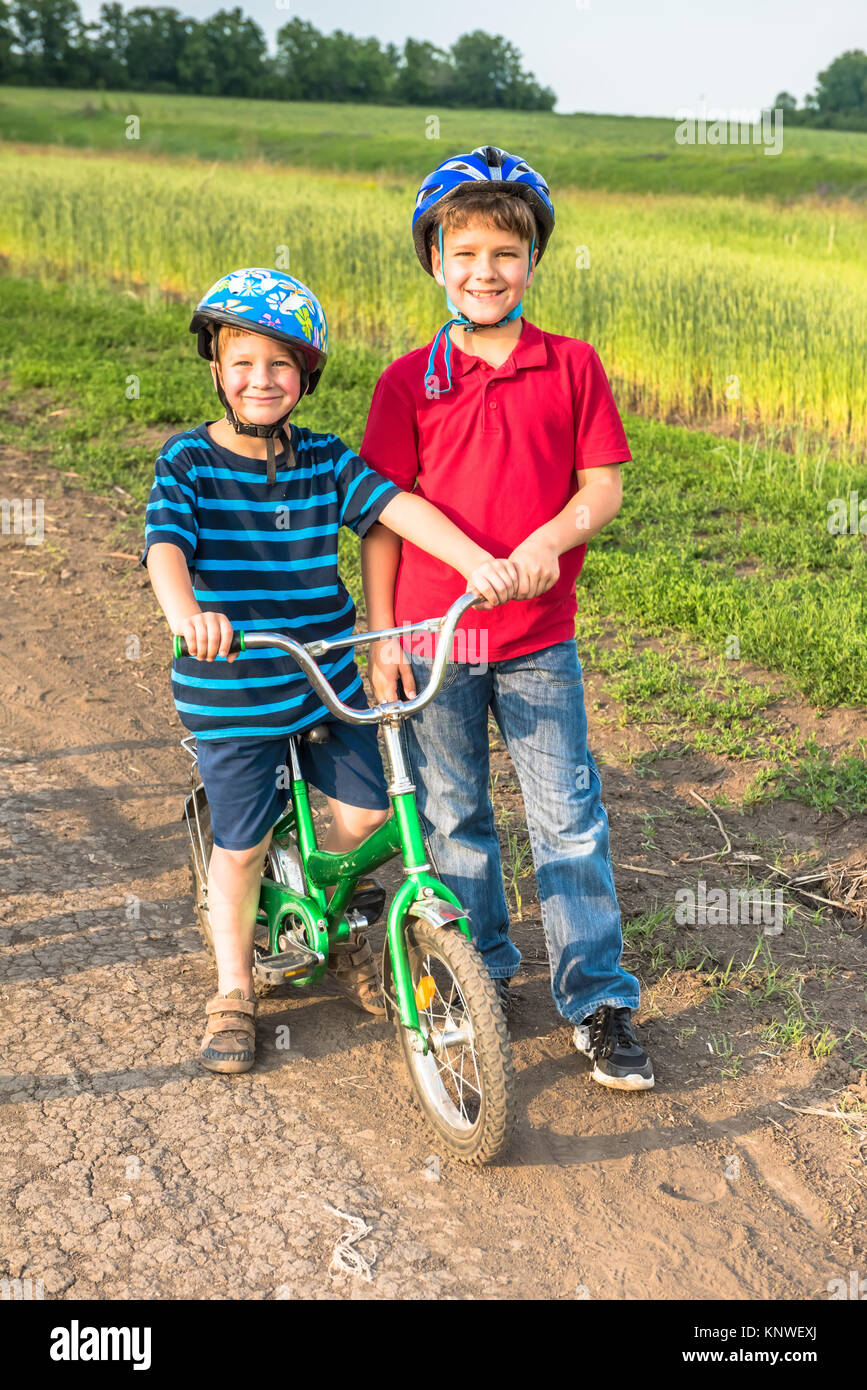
360,146,653,1090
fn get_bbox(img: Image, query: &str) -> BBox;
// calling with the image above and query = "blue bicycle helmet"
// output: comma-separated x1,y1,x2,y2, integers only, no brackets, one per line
412,145,555,276
190,268,329,484
411,147,555,395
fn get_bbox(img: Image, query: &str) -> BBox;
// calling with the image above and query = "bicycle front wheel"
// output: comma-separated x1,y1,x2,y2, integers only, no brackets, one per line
394,920,516,1165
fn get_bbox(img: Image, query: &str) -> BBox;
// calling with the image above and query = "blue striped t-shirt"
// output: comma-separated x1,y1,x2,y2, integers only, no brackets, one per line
139,421,403,740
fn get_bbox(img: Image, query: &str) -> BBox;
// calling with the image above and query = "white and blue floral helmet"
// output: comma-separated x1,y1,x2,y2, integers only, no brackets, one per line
190,267,328,393
189,268,329,482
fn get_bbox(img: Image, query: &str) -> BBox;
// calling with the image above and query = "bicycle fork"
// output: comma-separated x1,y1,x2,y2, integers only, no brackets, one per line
261,721,473,1051
376,721,473,1053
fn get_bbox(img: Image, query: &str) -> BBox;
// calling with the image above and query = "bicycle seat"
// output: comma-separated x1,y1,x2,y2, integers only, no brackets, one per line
302,723,331,743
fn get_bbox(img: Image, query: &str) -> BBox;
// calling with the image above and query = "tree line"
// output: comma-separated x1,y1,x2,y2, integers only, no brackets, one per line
0,3,557,109
773,50,867,131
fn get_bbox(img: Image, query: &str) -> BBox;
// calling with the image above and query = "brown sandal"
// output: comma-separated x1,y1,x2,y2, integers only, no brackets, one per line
325,932,386,1016
200,988,258,1073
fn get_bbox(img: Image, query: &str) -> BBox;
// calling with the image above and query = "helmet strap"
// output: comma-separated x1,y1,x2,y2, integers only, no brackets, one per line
426,225,535,396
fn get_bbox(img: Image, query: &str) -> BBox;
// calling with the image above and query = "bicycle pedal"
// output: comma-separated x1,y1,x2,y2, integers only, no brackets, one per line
253,944,325,984
348,877,387,927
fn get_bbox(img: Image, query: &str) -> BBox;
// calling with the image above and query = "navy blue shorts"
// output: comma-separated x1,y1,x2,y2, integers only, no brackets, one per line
195,707,390,852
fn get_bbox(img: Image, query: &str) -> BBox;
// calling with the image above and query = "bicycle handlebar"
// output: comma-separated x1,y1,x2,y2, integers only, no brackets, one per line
172,589,485,726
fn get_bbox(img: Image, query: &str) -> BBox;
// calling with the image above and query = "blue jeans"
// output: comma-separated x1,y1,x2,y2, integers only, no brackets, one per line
400,639,640,1024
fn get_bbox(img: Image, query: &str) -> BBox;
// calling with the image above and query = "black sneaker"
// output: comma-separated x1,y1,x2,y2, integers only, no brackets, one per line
572,1005,654,1090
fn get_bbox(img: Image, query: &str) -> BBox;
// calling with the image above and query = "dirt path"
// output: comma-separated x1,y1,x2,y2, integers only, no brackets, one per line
1,452,865,1300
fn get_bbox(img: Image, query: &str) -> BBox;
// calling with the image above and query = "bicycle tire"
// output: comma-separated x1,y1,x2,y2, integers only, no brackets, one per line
393,920,516,1165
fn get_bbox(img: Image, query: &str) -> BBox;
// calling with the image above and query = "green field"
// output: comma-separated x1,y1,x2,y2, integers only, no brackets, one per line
2,147,866,452
3,86,867,200
1,89,866,817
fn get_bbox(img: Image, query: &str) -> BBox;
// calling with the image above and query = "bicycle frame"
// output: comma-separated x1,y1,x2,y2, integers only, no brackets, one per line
258,723,472,1049
180,591,484,1053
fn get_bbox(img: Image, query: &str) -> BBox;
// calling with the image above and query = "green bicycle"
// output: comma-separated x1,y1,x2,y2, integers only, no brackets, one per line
177,590,515,1165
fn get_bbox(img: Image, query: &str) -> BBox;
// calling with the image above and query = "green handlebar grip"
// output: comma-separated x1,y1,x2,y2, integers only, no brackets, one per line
173,631,245,658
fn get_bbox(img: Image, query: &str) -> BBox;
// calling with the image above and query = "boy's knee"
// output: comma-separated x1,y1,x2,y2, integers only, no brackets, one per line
213,830,272,870
349,804,389,838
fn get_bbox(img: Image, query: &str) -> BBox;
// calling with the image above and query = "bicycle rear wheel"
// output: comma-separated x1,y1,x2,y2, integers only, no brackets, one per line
393,920,516,1165
186,764,215,956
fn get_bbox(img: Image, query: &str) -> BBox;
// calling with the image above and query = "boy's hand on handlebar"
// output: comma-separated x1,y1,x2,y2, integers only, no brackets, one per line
369,636,417,703
466,557,521,609
177,610,239,663
508,540,560,599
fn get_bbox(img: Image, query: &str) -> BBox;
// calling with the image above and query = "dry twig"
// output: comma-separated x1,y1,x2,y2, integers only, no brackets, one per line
682,790,732,860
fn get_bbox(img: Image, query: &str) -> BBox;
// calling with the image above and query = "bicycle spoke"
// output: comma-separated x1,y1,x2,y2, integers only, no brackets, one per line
435,1047,480,1118
434,1018,482,1117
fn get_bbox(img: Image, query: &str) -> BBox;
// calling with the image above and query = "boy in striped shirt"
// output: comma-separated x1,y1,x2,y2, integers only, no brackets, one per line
141,267,519,1073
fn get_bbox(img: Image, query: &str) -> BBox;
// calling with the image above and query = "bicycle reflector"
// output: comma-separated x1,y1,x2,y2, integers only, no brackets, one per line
415,975,437,1009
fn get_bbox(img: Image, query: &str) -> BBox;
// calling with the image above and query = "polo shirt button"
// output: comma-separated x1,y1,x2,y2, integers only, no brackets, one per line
489,400,498,409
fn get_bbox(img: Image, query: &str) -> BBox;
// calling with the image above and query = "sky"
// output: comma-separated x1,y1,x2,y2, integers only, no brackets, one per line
76,0,865,117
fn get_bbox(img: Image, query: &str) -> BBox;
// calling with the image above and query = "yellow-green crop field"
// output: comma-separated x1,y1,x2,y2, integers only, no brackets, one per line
1,146,866,453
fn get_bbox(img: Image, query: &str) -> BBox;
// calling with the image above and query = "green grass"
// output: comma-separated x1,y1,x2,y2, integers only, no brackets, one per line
639,923,852,1064
573,421,867,706
4,86,867,201
496,805,535,921
586,622,867,814
744,737,867,813
586,634,797,760
762,1006,839,1059
622,904,680,955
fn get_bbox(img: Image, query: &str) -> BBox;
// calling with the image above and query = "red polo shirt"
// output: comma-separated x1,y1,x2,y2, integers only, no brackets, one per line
360,318,632,662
